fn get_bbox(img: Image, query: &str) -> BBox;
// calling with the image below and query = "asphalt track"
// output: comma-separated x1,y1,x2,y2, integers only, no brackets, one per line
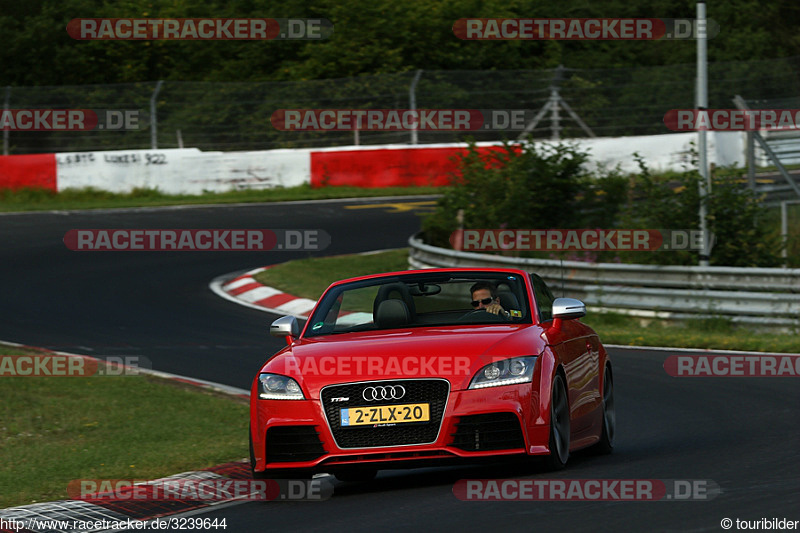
1,198,798,532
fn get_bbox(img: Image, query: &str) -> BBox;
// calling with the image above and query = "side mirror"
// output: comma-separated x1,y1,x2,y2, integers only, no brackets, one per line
270,315,299,341
552,298,586,320
549,298,586,333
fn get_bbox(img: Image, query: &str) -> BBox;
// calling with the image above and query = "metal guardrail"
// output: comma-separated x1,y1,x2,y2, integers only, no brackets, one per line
408,234,800,328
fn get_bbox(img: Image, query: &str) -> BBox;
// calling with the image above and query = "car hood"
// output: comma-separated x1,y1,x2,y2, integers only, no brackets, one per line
261,324,546,396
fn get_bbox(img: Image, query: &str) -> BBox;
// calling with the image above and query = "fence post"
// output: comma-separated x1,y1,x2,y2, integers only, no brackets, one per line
3,86,10,155
150,80,164,149
747,131,756,190
549,65,564,141
781,200,788,267
696,2,711,267
409,70,423,145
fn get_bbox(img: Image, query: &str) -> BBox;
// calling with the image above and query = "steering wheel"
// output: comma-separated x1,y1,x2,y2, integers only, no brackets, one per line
457,309,508,323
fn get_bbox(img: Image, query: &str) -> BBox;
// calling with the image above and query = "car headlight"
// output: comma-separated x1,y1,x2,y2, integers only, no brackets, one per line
469,356,536,389
257,373,305,400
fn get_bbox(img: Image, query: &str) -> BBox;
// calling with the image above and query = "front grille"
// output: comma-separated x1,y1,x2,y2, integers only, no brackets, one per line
321,379,450,449
449,413,525,451
265,426,326,463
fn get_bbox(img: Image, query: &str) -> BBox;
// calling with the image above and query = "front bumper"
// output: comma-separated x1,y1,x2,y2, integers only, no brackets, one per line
251,381,551,473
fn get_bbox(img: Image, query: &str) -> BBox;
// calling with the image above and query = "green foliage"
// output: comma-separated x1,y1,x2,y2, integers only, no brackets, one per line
421,140,629,249
706,177,783,267
617,154,783,267
0,0,798,86
423,143,783,267
614,154,703,265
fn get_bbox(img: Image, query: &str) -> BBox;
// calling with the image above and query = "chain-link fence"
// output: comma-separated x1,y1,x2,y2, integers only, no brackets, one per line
3,56,799,154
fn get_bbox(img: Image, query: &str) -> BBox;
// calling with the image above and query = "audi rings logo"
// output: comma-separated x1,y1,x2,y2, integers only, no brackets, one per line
362,385,406,401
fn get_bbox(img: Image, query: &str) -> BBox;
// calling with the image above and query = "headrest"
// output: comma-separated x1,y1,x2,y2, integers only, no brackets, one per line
375,299,411,328
373,282,416,318
497,290,520,313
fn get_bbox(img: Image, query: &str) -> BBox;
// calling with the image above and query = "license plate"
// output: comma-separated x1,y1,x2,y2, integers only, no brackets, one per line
340,403,430,427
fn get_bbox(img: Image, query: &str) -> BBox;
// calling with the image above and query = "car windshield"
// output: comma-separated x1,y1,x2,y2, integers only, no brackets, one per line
304,271,532,337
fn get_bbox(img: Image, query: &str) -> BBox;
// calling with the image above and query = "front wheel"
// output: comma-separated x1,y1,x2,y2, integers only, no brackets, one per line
543,373,570,471
592,366,615,454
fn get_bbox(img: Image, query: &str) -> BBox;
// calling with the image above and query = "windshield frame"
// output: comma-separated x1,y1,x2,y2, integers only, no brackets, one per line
301,270,534,338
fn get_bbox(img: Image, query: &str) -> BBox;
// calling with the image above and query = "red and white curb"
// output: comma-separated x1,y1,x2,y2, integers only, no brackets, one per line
0,462,255,533
210,249,405,318
210,266,318,318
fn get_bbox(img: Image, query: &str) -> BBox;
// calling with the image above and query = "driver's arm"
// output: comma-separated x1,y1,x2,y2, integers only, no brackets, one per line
485,301,509,317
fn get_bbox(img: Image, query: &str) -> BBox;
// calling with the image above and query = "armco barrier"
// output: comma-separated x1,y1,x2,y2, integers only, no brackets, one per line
408,234,800,328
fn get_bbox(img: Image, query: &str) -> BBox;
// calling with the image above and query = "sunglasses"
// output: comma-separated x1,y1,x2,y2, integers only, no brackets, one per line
471,297,495,307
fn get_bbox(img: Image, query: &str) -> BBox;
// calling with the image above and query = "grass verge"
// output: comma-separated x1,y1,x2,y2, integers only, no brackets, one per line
0,344,248,508
253,250,800,353
0,185,442,213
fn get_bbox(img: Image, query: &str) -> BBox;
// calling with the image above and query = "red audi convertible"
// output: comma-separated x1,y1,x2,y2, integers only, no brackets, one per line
249,268,614,481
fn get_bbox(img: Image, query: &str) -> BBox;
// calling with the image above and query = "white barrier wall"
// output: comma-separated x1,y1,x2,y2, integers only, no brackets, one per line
52,132,746,193
577,132,745,173
56,148,311,194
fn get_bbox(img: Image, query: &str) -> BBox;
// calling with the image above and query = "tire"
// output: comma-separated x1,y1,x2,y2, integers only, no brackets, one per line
543,373,570,471
592,365,615,455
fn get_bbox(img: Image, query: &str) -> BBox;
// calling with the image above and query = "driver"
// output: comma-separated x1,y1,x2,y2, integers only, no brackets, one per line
469,281,509,317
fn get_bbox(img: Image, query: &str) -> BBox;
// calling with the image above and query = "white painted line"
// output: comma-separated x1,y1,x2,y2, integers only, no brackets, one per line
605,343,800,356
243,266,267,277
0,339,250,397
357,247,405,255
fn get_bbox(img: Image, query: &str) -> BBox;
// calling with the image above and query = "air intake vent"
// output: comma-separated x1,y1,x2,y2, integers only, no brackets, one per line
450,413,525,451
265,426,326,463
